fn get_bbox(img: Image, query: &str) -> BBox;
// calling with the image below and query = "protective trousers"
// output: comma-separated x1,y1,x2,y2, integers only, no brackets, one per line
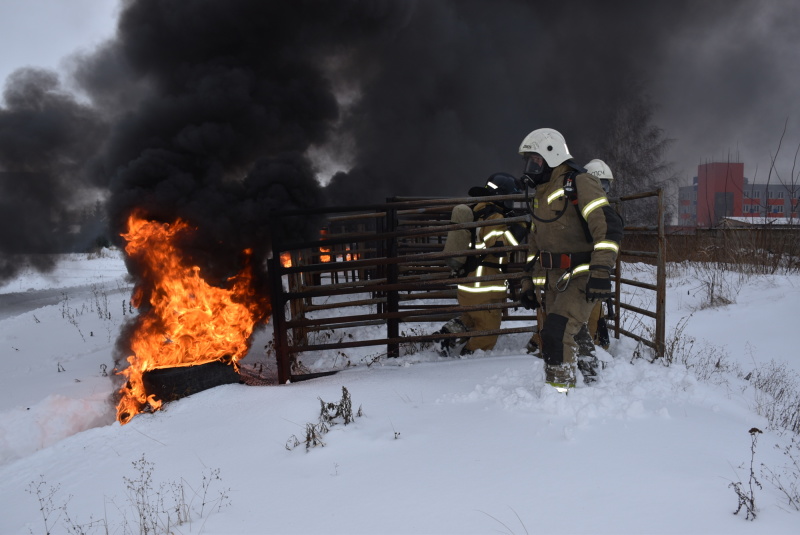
540,268,596,367
587,301,603,342
457,264,505,352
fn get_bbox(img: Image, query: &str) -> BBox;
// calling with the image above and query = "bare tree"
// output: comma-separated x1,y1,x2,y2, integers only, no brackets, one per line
589,89,678,225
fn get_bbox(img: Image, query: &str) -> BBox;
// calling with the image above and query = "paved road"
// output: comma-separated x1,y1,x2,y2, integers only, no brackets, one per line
0,285,131,321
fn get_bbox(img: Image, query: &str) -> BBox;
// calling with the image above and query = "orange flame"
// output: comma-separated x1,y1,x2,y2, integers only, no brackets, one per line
116,213,269,424
280,252,293,268
319,228,331,262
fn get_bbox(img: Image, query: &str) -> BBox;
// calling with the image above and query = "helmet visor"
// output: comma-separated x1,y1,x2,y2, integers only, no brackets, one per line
523,153,544,176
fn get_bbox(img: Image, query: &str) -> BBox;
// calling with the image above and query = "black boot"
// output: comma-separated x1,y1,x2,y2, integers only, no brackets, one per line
577,355,600,384
433,318,468,357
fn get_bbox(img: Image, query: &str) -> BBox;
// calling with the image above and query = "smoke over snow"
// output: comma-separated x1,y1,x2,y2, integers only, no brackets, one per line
1,0,799,285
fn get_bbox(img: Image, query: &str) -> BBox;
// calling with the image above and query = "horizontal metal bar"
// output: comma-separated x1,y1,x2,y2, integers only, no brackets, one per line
620,250,657,258
278,214,531,252
302,319,386,331
285,300,527,328
617,278,658,291
284,270,528,301
287,325,538,354
624,225,659,232
279,244,527,275
616,326,657,350
275,193,531,219
619,302,657,319
399,290,457,300
302,297,387,312
619,190,659,202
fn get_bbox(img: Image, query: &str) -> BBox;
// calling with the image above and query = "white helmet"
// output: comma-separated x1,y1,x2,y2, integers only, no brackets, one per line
518,128,573,168
584,159,613,180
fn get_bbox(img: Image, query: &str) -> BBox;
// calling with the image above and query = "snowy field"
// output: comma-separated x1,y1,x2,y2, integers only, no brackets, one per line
0,249,798,534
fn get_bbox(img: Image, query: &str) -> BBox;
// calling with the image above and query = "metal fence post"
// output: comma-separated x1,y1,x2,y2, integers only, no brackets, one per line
655,188,666,360
386,204,399,357
268,217,292,384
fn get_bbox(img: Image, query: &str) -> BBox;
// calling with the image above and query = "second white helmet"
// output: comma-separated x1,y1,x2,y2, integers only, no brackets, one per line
584,159,613,181
518,128,573,168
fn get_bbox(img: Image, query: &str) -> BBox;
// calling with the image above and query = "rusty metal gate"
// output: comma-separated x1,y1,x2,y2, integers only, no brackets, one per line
267,190,665,384
615,190,667,359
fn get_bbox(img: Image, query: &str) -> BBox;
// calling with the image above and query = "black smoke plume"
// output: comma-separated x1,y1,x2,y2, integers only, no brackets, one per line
0,68,108,282
1,0,798,288
86,0,419,292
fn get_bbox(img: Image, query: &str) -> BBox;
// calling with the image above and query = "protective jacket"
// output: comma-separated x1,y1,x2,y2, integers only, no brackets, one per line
521,162,623,373
455,201,522,351
525,163,623,288
457,202,519,294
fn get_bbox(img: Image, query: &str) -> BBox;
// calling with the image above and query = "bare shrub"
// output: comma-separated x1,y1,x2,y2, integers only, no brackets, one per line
400,326,434,355
687,260,744,309
730,428,763,521
122,455,230,535
639,315,737,385
26,477,63,535
286,386,363,451
761,435,800,511
746,361,800,434
27,459,229,535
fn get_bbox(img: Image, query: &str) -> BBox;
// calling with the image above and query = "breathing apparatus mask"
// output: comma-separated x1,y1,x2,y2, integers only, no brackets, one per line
520,152,550,187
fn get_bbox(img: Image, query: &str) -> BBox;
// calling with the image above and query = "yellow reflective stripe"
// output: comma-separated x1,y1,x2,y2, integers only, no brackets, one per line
457,284,507,293
458,265,507,293
556,263,590,288
547,189,565,204
503,230,519,246
532,277,546,286
526,254,537,263
571,264,590,276
475,241,487,250
594,240,619,253
582,197,609,219
548,382,572,393
483,229,505,240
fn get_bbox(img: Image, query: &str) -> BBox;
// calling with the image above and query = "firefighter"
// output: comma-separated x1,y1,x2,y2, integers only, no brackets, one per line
526,158,617,370
583,159,615,351
517,129,623,391
434,173,526,356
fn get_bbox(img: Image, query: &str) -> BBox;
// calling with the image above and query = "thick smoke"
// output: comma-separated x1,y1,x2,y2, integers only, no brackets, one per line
323,0,696,204
91,0,417,292
1,0,798,287
650,0,800,181
0,68,108,282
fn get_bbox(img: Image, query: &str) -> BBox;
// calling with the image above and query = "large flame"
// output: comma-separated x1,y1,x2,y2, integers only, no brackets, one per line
116,213,269,424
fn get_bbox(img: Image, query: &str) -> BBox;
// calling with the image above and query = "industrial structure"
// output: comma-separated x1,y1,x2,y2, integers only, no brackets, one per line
678,162,800,227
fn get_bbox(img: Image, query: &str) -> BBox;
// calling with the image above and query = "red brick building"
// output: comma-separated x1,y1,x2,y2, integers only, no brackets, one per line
678,162,799,227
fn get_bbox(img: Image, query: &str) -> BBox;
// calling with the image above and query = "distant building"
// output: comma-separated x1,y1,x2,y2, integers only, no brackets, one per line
678,162,800,227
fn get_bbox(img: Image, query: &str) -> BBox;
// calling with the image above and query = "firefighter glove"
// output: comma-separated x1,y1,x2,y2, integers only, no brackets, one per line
585,268,612,302
520,289,540,310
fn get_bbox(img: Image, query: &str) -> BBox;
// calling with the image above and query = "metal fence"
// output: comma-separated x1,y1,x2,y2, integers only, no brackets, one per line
613,190,666,359
267,189,666,383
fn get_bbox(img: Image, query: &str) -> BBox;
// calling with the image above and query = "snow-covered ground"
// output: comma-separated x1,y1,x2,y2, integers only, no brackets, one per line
0,249,798,534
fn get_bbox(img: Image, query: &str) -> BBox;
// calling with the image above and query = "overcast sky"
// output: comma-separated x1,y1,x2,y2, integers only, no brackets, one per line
648,0,800,185
0,0,118,88
1,0,799,186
